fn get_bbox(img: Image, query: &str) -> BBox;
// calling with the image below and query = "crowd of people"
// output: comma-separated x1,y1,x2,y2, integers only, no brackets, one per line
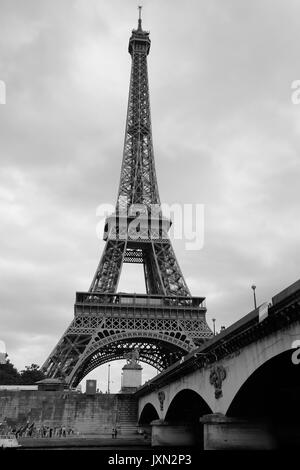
10,422,76,438
2,420,149,440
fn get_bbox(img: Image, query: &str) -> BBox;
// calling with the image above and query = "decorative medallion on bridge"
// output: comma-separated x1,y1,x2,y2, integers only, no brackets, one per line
209,365,227,399
158,391,166,411
41,9,212,387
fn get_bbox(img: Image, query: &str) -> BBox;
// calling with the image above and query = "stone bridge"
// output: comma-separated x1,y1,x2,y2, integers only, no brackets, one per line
136,280,300,449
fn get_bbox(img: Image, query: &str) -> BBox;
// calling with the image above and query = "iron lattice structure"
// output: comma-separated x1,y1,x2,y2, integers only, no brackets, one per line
42,13,212,387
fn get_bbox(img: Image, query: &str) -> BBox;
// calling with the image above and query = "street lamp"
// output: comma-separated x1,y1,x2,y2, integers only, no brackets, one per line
107,364,111,394
251,285,257,309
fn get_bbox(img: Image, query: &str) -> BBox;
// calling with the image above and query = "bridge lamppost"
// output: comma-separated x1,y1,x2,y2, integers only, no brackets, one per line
107,364,111,394
251,285,257,309
212,318,216,336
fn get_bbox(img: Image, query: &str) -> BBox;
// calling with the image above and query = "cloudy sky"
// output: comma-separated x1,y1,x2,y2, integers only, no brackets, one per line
0,0,300,392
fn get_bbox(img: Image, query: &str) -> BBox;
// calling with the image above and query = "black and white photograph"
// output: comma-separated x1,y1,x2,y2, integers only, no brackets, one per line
0,0,299,459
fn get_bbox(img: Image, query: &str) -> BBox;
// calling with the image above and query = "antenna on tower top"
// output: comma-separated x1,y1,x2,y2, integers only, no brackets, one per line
138,5,142,30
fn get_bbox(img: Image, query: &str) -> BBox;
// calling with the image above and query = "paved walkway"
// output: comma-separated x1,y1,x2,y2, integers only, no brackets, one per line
18,435,151,448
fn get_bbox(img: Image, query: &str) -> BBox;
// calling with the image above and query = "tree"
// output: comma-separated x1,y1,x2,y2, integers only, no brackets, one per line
0,360,21,384
20,364,45,385
0,361,46,385
20,364,45,384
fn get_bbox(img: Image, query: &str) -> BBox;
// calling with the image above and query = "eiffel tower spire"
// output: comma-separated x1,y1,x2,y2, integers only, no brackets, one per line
138,5,142,31
89,9,190,297
117,5,159,210
42,13,212,387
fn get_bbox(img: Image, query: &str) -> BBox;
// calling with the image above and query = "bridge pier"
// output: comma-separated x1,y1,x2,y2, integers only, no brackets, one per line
150,420,198,447
200,413,277,450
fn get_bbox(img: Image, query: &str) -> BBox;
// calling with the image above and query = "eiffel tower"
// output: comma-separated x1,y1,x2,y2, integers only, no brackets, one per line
42,9,212,387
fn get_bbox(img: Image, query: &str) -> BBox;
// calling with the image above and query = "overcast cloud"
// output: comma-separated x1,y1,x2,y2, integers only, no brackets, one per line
0,0,300,391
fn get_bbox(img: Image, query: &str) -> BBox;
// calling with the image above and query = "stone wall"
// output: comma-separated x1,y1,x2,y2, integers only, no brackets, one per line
0,391,138,435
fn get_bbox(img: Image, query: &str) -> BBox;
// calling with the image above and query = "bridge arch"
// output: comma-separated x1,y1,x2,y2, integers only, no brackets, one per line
226,349,300,447
227,349,300,417
139,403,160,425
218,322,300,414
165,389,212,424
163,389,212,448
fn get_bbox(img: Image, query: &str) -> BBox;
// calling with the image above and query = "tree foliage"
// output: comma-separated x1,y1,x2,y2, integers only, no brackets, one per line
0,360,20,384
20,363,45,384
0,361,45,385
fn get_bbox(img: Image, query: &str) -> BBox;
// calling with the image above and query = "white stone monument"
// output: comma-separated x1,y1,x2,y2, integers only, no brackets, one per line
121,349,142,393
